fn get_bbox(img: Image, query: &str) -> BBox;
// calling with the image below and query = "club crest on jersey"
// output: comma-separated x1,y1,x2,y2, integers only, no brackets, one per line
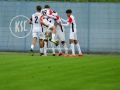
9,15,32,38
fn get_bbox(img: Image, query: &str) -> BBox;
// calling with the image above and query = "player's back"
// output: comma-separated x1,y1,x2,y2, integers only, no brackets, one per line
31,12,42,30
41,9,53,16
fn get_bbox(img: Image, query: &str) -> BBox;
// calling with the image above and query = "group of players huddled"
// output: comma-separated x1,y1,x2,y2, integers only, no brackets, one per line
29,5,83,57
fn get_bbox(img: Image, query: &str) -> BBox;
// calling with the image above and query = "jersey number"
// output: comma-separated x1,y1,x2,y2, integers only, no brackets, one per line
35,16,38,23
42,10,47,15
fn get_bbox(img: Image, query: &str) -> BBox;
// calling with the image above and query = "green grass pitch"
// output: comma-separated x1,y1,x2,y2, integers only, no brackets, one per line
0,52,120,90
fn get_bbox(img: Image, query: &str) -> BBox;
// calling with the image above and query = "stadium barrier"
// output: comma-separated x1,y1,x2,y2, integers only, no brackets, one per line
1,0,120,2
0,2,120,53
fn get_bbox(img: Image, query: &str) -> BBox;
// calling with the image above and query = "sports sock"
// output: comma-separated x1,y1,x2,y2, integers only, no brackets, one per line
63,43,68,53
52,33,55,40
70,43,75,54
44,42,47,54
52,48,55,54
50,42,55,54
56,45,61,53
40,48,43,53
31,45,34,50
76,43,82,54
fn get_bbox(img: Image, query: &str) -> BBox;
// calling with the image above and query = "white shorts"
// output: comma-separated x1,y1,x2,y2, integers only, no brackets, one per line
32,27,43,33
56,32,65,41
69,32,77,40
32,32,44,39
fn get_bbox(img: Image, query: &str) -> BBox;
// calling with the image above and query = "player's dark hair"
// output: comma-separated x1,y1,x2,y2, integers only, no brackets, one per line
36,5,41,11
66,9,72,13
44,5,50,8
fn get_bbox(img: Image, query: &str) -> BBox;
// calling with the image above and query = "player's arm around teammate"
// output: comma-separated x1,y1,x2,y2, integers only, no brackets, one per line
39,5,57,56
40,5,57,44
46,11,69,56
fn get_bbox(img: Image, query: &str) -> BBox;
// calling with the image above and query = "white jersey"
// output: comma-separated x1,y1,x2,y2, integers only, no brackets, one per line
41,9,53,19
41,9,53,15
40,9,54,30
48,17,55,25
56,15,65,33
47,14,65,33
30,12,43,32
67,15,76,32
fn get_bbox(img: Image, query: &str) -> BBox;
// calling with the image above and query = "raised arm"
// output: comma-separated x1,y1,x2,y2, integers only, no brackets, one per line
40,15,49,27
48,15,60,20
62,22,70,26
62,16,72,26
48,15,57,19
61,18,68,23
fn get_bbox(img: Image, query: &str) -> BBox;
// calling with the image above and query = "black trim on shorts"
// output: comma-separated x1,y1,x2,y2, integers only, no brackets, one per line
60,25,63,32
72,23,74,32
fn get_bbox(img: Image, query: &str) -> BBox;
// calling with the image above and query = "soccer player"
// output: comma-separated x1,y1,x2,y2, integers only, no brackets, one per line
40,5,57,44
47,12,62,56
29,5,44,56
54,12,69,56
40,5,58,56
47,11,69,56
61,9,83,57
47,14,56,56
